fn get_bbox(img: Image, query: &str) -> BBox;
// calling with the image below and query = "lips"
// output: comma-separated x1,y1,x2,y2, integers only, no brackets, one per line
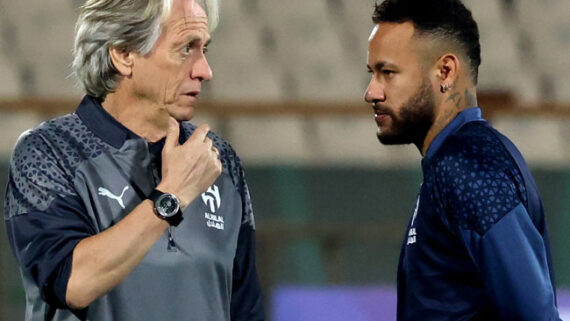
184,90,200,98
375,112,388,124
181,91,200,103
372,105,391,125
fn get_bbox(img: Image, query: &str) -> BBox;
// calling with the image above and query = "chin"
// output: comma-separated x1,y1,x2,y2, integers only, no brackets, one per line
168,106,195,122
377,131,412,145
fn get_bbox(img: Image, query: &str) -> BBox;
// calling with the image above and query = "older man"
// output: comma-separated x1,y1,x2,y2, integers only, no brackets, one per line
365,0,560,320
4,0,264,320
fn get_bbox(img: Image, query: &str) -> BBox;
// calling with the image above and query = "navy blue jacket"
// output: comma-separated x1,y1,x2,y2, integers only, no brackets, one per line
397,108,560,320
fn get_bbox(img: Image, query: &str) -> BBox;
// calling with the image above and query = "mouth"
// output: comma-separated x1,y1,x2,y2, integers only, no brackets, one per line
372,105,391,125
181,91,200,103
184,91,200,98
374,112,388,124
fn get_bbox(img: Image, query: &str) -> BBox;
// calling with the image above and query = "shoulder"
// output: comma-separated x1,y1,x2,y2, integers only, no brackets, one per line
430,121,527,234
7,114,86,217
9,112,108,195
12,113,103,168
12,114,75,166
433,121,518,178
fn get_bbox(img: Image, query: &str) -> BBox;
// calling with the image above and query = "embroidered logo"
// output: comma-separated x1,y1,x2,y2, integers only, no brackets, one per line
201,185,224,230
98,186,129,209
407,196,420,245
202,185,221,213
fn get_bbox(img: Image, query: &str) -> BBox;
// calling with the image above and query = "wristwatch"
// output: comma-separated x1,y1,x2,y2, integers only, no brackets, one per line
148,189,183,226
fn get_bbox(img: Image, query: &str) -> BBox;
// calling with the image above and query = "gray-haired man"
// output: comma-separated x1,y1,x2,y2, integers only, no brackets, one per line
4,0,264,320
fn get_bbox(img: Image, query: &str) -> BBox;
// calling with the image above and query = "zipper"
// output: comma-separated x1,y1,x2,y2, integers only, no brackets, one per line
150,155,178,252
167,226,178,252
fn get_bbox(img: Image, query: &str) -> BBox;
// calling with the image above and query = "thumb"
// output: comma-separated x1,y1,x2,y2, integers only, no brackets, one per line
164,117,180,152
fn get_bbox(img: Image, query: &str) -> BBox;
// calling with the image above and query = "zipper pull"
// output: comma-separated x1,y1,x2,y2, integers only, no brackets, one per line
167,226,178,252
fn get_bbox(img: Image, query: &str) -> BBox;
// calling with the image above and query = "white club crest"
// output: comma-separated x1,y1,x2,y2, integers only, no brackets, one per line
201,185,221,213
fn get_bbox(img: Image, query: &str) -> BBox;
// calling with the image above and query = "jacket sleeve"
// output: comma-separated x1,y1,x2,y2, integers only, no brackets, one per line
458,204,560,320
4,130,95,310
228,153,265,321
434,149,560,320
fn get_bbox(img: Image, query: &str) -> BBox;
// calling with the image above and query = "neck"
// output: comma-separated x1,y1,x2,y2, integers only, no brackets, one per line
102,90,170,143
420,84,477,156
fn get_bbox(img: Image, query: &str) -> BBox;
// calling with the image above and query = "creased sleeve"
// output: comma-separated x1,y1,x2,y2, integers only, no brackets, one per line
4,130,95,309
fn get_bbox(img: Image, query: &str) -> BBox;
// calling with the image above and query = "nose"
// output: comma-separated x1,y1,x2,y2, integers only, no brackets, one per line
191,53,213,81
364,77,385,104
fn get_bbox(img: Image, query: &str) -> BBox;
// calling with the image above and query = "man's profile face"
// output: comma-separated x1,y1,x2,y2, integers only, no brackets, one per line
364,22,435,147
131,0,212,122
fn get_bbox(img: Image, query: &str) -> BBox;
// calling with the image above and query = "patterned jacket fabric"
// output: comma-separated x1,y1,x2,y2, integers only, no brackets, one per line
397,107,560,321
4,95,264,321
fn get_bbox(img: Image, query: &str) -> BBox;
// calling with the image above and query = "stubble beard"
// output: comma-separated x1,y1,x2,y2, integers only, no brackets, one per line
377,77,436,150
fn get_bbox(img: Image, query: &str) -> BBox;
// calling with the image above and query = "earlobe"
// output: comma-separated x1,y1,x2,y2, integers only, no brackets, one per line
109,47,134,77
437,54,459,90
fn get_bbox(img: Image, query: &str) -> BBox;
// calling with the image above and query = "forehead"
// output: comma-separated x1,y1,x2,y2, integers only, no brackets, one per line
368,22,419,65
165,0,209,33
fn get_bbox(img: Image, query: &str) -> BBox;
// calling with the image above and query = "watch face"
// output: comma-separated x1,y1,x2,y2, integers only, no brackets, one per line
156,194,180,218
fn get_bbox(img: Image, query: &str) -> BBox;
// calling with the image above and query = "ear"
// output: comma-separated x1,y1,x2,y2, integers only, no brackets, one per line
435,53,460,93
109,47,135,77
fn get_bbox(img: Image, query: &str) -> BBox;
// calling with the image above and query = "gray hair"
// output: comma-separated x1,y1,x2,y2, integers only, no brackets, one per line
72,0,219,98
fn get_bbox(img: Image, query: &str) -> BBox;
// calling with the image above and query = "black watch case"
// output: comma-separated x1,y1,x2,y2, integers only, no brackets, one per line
149,190,183,226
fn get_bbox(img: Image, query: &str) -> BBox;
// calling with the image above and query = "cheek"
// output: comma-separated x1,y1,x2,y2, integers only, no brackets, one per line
159,68,188,101
386,83,409,107
135,62,168,88
172,59,194,85
393,76,420,99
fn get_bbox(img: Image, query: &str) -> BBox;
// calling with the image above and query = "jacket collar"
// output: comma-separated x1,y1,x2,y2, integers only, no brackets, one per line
76,95,188,150
424,107,483,160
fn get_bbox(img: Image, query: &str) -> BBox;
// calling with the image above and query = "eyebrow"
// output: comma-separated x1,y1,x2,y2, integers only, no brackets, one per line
368,61,397,71
172,34,211,49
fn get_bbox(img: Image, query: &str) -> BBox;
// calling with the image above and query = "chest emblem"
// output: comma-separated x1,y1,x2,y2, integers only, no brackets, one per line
202,185,224,230
202,184,221,213
98,186,129,209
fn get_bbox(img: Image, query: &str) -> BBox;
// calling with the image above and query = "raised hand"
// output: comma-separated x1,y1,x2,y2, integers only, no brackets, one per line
157,117,222,209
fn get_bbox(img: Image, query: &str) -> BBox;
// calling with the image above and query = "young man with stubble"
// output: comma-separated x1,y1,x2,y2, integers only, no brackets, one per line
364,0,561,319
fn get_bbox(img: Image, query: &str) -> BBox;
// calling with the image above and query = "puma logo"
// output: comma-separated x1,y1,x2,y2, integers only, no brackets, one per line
98,186,129,209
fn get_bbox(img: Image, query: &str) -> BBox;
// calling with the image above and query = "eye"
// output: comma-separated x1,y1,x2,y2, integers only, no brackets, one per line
382,69,396,79
182,43,193,55
181,40,209,57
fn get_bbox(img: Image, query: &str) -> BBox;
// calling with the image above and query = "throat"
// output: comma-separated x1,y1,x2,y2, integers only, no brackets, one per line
103,100,170,142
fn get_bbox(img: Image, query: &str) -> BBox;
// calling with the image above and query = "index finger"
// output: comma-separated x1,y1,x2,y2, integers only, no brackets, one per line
188,123,211,143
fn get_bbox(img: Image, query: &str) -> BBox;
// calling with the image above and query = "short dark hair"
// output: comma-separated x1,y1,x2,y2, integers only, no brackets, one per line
372,0,481,84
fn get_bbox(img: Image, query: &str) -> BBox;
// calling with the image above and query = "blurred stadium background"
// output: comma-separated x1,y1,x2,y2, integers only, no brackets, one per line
0,0,569,320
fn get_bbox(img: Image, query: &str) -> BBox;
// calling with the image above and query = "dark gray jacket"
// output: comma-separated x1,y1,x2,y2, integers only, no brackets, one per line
4,96,264,321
